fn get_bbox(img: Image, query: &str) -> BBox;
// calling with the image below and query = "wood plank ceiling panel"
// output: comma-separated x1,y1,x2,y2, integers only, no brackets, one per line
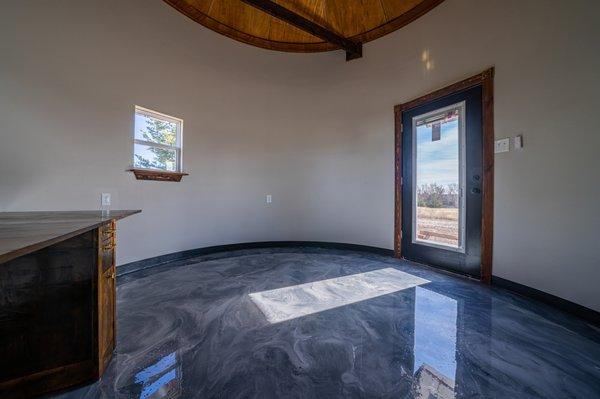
164,0,445,52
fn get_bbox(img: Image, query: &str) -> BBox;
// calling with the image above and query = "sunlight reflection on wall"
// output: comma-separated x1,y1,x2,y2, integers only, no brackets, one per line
422,49,435,71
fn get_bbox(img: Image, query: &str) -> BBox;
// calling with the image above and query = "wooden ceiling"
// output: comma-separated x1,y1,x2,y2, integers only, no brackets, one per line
164,0,444,53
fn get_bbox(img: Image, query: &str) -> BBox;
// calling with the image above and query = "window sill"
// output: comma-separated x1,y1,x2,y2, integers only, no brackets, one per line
128,168,189,182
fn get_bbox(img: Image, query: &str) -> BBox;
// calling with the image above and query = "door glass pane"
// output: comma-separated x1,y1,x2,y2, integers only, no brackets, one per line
134,143,178,171
413,103,464,250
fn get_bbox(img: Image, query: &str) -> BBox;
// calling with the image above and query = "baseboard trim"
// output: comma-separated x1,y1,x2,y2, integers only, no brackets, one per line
492,276,600,327
117,241,394,276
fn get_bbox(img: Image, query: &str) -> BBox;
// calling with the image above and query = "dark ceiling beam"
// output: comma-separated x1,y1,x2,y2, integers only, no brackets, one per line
240,0,362,61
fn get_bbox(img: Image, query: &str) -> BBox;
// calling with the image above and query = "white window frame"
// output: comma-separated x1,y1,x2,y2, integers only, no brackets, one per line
133,105,183,172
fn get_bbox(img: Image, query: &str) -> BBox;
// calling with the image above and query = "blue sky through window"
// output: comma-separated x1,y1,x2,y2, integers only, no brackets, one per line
416,119,459,187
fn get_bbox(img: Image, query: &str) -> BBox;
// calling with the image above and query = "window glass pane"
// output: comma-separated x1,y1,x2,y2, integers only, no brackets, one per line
135,112,178,146
134,143,177,171
415,107,460,248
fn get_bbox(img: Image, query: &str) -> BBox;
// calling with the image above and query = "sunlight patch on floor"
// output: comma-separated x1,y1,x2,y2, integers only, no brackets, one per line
249,268,430,323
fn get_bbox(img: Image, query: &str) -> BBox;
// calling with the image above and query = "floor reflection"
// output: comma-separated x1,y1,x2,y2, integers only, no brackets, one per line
134,351,181,399
123,274,484,398
117,274,492,398
412,287,458,398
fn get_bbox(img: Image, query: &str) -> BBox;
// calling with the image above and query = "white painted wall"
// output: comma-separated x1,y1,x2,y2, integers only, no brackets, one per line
324,0,600,311
1,0,598,310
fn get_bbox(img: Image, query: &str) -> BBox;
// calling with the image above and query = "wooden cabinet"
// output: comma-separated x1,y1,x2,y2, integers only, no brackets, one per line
97,220,116,376
0,211,139,398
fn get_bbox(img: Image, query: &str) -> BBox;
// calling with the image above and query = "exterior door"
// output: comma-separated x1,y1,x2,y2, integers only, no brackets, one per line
401,85,483,278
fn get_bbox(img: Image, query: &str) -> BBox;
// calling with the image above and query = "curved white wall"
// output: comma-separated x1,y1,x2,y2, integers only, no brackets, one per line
323,0,600,312
1,0,598,311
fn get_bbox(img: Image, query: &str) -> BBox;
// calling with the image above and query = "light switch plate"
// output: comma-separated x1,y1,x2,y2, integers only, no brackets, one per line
101,193,111,206
514,135,523,149
266,194,272,204
494,138,510,153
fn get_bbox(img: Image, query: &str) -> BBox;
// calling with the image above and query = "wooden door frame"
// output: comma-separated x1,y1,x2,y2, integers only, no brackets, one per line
394,68,494,283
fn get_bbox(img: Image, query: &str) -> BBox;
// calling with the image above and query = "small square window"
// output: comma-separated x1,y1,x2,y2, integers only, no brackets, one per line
133,106,182,172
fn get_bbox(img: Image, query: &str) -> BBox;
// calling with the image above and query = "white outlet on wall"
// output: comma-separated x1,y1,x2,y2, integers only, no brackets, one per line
494,138,510,153
266,194,272,204
101,193,111,206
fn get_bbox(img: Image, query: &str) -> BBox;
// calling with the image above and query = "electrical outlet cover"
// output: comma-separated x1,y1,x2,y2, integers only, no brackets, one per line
101,193,111,206
494,138,510,153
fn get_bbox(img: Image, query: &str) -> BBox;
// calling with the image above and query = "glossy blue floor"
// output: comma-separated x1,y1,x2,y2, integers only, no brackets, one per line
48,248,600,399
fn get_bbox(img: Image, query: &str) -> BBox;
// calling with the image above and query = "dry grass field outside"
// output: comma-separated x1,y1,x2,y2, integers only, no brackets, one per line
416,207,459,246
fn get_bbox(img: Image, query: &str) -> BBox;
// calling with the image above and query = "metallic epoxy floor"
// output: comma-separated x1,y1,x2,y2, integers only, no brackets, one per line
48,248,600,399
